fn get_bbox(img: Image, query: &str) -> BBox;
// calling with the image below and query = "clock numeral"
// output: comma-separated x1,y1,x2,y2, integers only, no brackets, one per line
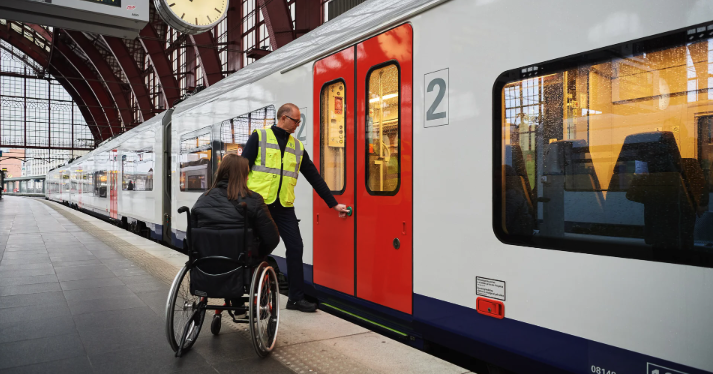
168,2,175,6
195,17,198,25
207,15,212,23
215,8,221,13
181,13,185,19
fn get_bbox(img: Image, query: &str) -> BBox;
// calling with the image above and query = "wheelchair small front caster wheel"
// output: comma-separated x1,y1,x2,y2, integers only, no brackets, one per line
211,314,222,335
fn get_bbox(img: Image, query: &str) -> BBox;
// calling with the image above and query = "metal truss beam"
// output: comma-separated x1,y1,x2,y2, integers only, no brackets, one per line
65,30,134,128
0,22,101,143
190,32,222,86
139,23,180,107
294,0,322,38
54,32,119,139
102,36,154,121
49,50,110,142
259,0,295,50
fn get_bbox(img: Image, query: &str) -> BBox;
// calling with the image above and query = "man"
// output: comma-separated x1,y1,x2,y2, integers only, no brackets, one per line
242,103,348,312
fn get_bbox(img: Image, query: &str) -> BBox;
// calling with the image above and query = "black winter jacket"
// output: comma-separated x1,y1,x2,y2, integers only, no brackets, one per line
191,180,280,258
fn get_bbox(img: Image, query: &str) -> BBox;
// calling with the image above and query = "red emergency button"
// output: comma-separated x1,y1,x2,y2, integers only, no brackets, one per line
476,297,504,319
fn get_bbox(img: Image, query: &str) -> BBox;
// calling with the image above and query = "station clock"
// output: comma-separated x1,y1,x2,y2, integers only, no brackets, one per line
153,0,228,35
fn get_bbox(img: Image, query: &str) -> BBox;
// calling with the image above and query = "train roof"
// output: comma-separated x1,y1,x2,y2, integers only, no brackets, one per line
172,0,446,117
51,111,166,172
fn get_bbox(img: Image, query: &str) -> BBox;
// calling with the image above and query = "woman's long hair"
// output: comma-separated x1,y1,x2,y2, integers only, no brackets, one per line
206,153,251,200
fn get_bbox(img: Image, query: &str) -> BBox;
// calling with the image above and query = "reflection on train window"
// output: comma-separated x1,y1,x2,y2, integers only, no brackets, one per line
94,170,107,198
366,64,400,194
219,105,275,161
180,131,212,192
499,32,713,263
83,172,92,194
122,150,154,191
320,80,346,193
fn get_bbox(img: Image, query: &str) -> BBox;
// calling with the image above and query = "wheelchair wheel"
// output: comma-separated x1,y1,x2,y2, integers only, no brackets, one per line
165,265,206,353
249,262,280,357
210,314,221,335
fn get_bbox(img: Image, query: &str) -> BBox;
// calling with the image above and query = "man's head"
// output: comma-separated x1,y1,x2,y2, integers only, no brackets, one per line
276,103,301,134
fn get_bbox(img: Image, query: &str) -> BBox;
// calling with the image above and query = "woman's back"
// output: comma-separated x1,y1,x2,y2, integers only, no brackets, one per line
192,179,280,258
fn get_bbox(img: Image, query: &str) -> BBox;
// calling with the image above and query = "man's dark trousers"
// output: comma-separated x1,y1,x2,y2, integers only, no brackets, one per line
268,204,304,301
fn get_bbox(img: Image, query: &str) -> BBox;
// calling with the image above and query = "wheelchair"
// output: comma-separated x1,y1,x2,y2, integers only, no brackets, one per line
165,206,280,358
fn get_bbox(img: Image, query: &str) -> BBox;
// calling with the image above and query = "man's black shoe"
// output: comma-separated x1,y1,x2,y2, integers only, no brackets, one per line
286,298,317,312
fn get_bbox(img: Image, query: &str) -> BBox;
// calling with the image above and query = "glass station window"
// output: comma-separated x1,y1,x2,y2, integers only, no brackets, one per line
180,130,212,192
122,149,154,191
366,64,400,194
320,80,346,193
220,105,275,161
497,28,713,266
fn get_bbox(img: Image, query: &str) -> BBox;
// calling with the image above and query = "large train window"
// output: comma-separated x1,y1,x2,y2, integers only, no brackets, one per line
219,105,275,160
495,24,713,267
180,128,212,192
320,80,347,193
122,151,154,191
366,63,400,194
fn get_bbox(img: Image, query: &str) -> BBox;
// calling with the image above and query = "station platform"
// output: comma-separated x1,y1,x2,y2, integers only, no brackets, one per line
0,196,472,374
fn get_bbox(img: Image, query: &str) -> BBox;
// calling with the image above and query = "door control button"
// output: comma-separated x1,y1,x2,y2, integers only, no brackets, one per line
393,238,400,249
476,297,504,319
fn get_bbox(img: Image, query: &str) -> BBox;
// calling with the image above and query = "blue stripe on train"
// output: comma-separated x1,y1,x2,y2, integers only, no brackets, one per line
182,251,711,373
414,294,709,374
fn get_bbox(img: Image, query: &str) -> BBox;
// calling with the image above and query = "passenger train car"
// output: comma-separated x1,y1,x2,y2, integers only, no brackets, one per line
47,0,713,372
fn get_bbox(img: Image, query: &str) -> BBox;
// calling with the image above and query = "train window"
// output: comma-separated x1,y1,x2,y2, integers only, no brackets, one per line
495,25,713,267
320,80,347,193
219,105,276,160
180,129,212,192
93,170,107,198
366,63,400,195
122,150,154,191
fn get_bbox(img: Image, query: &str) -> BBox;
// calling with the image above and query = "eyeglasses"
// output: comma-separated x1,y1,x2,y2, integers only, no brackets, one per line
284,115,301,125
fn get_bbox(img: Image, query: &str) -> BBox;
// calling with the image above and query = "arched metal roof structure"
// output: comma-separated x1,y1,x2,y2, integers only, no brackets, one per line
0,0,328,146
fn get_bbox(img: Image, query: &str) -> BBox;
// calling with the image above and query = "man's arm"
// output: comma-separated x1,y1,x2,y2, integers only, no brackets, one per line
299,150,339,208
241,131,259,167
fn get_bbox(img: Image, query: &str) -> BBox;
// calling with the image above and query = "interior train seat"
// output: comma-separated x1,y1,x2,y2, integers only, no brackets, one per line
504,145,535,235
612,131,695,249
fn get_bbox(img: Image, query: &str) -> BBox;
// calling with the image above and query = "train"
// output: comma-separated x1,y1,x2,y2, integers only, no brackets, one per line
46,0,713,373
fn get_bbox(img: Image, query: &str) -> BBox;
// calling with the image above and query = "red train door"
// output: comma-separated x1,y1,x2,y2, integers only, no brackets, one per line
110,149,118,219
313,25,413,314
355,24,413,314
313,47,356,295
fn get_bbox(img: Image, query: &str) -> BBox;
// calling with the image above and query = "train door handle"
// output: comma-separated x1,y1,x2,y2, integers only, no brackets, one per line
393,238,400,249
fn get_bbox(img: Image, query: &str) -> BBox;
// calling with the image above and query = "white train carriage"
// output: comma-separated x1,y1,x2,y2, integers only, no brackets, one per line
47,0,713,373
46,112,166,239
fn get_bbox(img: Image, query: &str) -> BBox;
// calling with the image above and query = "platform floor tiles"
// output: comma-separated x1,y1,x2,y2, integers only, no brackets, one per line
0,196,471,374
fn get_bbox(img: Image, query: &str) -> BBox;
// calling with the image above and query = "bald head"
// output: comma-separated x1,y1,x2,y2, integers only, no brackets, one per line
276,103,301,134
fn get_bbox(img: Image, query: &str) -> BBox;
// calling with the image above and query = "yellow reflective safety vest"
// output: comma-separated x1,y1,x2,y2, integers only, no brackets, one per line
247,128,304,207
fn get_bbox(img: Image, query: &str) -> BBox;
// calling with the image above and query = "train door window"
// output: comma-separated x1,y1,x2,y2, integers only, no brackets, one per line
495,25,713,267
219,105,276,160
320,80,347,193
94,170,107,197
180,129,212,191
366,63,400,194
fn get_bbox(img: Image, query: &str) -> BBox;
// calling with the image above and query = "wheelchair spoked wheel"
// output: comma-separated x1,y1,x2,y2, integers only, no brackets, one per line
249,262,280,357
165,265,206,353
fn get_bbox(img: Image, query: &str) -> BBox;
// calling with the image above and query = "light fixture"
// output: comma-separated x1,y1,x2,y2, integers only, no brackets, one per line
369,93,398,103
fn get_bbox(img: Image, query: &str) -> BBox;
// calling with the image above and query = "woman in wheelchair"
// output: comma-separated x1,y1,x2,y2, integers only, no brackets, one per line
166,154,281,358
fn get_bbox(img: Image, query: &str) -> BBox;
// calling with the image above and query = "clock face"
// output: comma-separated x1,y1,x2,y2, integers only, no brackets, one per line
154,0,228,35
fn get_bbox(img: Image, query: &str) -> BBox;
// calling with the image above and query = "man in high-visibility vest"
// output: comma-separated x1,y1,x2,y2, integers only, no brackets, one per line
243,103,349,312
